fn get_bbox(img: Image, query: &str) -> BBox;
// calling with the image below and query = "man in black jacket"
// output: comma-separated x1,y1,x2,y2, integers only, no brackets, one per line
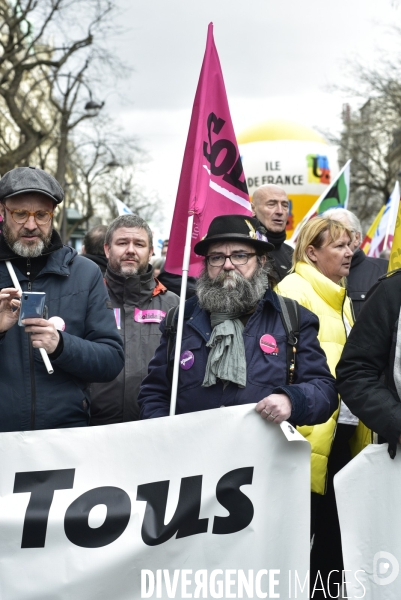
0,166,124,432
336,269,401,457
323,208,388,318
251,184,293,285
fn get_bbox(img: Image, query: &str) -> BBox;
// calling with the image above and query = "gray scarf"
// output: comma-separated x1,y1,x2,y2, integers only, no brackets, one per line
202,311,247,388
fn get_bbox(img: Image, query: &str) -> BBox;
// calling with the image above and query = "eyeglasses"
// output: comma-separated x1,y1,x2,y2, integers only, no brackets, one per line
206,252,257,267
4,205,54,225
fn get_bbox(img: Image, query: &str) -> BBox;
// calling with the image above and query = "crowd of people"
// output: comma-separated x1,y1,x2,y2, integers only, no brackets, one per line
0,166,398,597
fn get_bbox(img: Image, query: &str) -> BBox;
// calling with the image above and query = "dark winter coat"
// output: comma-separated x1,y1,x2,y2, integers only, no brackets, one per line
337,269,401,448
90,265,179,424
268,242,293,285
0,243,124,432
138,289,337,423
346,248,388,318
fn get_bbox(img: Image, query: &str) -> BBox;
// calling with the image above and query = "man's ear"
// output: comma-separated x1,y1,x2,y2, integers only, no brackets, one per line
250,201,256,217
306,244,318,263
104,244,110,259
260,254,267,266
0,202,4,220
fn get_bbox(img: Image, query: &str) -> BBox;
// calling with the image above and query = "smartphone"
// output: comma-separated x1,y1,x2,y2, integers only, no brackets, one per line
18,292,46,326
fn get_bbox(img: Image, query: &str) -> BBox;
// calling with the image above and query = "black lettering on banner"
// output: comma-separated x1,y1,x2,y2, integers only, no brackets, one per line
212,467,254,535
209,139,237,177
223,155,248,194
203,112,248,194
14,469,75,548
64,486,131,548
137,476,208,546
203,112,225,162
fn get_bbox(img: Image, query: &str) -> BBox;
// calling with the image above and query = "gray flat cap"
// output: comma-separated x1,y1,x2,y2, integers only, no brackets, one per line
0,166,64,204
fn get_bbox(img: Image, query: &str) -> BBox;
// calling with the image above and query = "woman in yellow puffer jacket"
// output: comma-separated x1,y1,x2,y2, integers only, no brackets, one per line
276,216,371,598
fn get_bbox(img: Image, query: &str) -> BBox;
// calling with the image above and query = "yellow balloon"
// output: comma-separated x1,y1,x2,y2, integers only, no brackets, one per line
237,120,339,237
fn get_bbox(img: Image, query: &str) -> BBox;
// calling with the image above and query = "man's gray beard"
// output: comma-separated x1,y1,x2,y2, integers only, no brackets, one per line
3,221,51,258
197,264,269,313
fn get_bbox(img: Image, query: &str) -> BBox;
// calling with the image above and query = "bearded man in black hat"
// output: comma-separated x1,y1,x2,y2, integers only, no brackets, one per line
0,166,124,432
138,214,337,425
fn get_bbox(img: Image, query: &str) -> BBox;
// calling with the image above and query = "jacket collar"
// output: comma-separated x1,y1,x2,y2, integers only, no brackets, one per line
295,261,346,311
0,243,77,287
105,264,160,305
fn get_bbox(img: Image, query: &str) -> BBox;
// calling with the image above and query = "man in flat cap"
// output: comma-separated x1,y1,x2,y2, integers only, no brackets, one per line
138,214,337,425
0,166,124,432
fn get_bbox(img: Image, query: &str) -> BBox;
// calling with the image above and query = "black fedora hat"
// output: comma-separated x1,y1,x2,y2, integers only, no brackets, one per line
194,214,274,256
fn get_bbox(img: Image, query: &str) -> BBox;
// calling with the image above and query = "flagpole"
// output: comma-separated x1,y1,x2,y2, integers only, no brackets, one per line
169,213,194,416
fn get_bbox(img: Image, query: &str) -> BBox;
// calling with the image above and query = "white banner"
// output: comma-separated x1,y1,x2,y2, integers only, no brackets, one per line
335,444,401,599
0,405,311,600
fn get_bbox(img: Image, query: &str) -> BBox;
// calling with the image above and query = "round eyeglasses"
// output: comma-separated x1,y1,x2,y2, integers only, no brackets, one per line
206,252,257,267
4,205,54,225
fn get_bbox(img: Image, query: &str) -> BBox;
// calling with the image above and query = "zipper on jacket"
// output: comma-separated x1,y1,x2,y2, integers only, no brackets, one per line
27,280,37,430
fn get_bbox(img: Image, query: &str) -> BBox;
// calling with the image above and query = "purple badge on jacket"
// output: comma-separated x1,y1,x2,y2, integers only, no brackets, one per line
180,351,194,370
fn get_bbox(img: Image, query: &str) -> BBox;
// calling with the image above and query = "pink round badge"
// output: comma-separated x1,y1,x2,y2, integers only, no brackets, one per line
260,334,278,355
180,351,194,370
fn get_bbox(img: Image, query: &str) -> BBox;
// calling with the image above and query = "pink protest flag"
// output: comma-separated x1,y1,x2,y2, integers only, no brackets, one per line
164,22,252,278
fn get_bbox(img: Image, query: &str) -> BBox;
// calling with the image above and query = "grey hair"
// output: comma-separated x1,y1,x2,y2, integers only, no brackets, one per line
322,208,362,236
105,214,153,247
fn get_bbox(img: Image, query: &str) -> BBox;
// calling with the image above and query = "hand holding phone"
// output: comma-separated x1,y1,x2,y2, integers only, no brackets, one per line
18,292,46,326
21,295,61,356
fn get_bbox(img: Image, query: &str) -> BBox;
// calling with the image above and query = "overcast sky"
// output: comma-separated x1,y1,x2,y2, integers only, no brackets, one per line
108,0,400,239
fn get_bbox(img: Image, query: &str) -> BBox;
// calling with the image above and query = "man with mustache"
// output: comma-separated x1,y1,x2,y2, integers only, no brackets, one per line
138,214,337,424
89,214,179,425
0,166,124,432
